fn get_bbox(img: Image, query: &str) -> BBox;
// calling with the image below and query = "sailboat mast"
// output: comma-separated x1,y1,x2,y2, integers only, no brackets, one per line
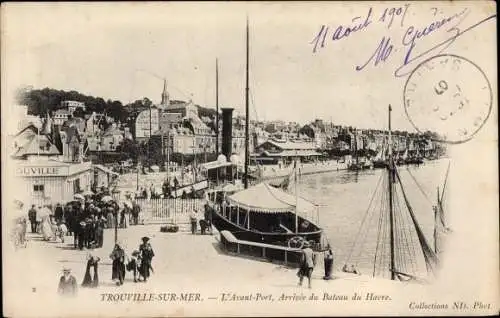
354,130,358,165
215,58,219,157
295,153,299,233
387,104,396,280
244,17,250,189
434,186,440,253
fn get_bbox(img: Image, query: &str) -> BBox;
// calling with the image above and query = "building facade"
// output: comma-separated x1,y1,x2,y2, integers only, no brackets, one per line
61,100,86,115
135,108,160,141
14,160,93,206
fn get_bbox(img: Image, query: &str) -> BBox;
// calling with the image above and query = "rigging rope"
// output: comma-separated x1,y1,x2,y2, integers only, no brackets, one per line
402,188,419,274
349,178,384,268
395,170,439,275
393,192,405,274
345,172,384,263
394,188,418,275
405,167,433,206
373,175,388,277
440,160,451,204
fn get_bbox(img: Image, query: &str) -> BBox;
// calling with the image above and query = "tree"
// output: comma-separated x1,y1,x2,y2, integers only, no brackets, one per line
116,138,139,162
73,107,85,118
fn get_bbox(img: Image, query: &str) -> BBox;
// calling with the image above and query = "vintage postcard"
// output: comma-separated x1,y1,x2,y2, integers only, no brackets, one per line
2,1,498,317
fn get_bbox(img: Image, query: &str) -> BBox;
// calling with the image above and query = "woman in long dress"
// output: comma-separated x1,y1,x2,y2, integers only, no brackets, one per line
110,243,126,285
82,253,100,288
40,215,54,241
139,237,155,282
106,206,114,229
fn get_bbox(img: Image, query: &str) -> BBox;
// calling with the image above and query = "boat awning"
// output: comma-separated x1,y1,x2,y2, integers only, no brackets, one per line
227,182,318,214
200,161,234,170
93,164,120,177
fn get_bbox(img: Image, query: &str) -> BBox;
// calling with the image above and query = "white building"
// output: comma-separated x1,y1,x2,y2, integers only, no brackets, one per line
61,100,86,115
135,108,160,141
14,159,93,206
53,109,70,126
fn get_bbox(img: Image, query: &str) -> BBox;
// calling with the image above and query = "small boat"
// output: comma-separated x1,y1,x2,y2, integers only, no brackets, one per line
206,182,322,247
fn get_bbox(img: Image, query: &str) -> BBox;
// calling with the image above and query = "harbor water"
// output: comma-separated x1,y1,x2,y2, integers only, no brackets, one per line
297,159,450,276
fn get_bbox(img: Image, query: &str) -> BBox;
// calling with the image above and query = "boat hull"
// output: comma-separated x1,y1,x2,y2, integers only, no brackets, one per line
207,207,323,246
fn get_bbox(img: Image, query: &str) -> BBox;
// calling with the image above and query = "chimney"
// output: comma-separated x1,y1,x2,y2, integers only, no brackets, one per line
221,108,234,160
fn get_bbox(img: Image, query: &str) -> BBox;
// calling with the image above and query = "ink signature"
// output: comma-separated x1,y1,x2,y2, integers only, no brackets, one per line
394,11,496,77
310,5,497,77
355,8,496,76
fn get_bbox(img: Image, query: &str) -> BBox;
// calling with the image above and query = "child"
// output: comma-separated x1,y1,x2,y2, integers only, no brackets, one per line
55,222,68,243
127,250,141,283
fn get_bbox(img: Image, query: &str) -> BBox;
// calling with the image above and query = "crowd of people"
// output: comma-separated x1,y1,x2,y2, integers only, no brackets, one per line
13,187,144,251
135,176,204,200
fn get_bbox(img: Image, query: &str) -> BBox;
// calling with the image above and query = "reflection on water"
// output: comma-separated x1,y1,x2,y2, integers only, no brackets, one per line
298,160,450,275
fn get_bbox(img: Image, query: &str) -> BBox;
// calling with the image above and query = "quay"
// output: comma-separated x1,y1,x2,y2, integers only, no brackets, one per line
4,223,392,317
258,161,349,180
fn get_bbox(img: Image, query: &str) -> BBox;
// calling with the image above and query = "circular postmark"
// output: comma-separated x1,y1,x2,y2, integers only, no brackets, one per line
403,54,492,144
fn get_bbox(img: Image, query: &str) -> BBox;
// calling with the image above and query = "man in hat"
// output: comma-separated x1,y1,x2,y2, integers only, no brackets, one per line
131,200,140,226
298,241,316,289
139,237,155,282
189,210,198,234
54,203,63,223
28,204,37,233
58,267,78,297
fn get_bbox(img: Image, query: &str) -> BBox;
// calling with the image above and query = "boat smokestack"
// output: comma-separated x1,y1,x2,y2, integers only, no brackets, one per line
221,108,234,160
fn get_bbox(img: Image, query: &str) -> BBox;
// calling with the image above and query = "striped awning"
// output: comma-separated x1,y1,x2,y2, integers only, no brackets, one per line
227,182,317,214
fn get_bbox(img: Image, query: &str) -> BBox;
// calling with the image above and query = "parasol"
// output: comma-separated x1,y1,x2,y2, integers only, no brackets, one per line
101,195,113,203
123,200,133,209
82,190,94,196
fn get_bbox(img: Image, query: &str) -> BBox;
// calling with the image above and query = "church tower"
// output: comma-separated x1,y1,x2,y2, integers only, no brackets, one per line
161,79,170,108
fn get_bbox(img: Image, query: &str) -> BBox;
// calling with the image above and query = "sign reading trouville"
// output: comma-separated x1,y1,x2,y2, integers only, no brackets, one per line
15,166,61,176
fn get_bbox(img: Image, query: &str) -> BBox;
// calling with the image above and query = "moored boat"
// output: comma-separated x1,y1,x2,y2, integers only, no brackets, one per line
206,182,322,247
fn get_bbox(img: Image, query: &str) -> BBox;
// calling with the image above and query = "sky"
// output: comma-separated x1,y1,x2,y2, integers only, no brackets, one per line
2,2,496,130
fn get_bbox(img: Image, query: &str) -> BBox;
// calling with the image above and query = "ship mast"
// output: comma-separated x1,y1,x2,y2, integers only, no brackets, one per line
434,186,440,253
215,58,219,156
387,104,396,280
354,129,358,166
244,17,250,189
295,152,299,233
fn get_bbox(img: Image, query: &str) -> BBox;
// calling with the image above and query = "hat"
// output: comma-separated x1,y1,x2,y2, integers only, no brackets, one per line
141,236,150,242
302,241,311,248
62,267,71,273
132,250,140,256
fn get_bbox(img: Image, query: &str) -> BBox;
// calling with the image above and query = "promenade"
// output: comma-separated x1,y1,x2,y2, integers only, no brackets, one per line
3,224,395,317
